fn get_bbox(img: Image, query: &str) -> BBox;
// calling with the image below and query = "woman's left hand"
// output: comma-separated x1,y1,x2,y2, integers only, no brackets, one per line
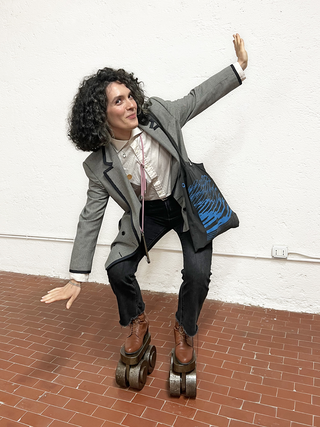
233,33,248,70
41,280,81,309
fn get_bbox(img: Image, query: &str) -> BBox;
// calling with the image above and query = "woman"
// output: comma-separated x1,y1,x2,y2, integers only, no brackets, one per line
42,34,248,367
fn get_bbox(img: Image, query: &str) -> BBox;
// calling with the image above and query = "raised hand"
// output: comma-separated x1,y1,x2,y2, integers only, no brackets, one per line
233,33,248,70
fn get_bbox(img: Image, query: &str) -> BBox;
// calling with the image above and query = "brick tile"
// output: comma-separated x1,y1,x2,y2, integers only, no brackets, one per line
92,406,126,424
195,410,230,426
58,385,88,400
32,379,63,394
159,401,195,418
229,387,260,402
210,392,243,408
0,419,28,427
76,371,105,383
10,373,39,387
0,390,22,406
132,393,164,410
52,374,82,388
215,376,246,390
294,382,320,396
0,404,26,421
30,368,58,382
260,394,295,410
262,377,295,391
38,392,70,407
295,401,320,417
219,406,254,423
187,397,220,414
198,379,229,394
281,371,313,385
246,382,277,397
13,385,44,401
254,413,291,427
122,414,157,427
112,399,145,416
85,393,116,408
277,407,313,425
242,401,276,417
232,371,262,384
41,405,74,422
16,398,48,414
77,380,108,395
229,420,261,427
173,415,211,427
64,398,97,415
19,412,56,427
141,407,176,425
104,386,136,401
277,388,311,404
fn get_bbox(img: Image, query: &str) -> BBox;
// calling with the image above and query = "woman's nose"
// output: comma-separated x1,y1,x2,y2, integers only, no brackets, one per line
126,98,135,109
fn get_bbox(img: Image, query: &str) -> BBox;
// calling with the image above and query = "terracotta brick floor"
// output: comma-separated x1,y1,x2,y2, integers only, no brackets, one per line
0,271,319,427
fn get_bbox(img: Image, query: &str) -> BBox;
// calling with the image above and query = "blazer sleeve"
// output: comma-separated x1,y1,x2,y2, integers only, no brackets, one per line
69,162,109,274
152,65,241,128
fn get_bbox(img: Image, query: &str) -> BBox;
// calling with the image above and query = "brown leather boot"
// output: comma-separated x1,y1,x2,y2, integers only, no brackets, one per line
125,312,149,354
174,320,194,365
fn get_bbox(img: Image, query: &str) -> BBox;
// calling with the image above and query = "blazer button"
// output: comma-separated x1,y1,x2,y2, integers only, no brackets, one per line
122,231,126,235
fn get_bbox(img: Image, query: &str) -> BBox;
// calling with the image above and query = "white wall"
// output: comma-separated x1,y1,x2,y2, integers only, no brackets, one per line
1,0,320,314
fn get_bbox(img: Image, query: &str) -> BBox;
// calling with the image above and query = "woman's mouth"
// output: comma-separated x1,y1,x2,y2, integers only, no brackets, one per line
126,113,137,120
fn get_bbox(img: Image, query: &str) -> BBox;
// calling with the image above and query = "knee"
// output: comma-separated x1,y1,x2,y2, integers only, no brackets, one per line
181,266,211,288
107,263,130,286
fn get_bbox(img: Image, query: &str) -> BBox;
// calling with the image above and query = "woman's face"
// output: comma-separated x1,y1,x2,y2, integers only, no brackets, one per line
106,82,138,140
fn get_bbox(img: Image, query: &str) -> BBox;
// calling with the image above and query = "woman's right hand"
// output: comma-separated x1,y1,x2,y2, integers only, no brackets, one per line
41,280,81,309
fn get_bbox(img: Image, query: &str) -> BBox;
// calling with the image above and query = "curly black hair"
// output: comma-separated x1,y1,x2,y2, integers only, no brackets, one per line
68,67,149,152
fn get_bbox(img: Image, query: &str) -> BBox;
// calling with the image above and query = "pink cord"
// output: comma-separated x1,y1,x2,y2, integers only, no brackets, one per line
139,135,150,263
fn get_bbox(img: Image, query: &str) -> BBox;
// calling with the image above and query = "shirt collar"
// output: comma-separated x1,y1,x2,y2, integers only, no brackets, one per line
110,127,142,153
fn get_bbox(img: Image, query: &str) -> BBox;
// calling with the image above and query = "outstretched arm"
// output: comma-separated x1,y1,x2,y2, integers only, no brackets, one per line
233,33,248,70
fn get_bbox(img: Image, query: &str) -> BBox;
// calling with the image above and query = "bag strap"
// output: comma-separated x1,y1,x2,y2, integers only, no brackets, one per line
148,111,190,169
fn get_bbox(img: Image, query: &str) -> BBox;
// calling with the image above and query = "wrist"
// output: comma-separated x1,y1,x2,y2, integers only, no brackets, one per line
238,59,247,71
69,279,81,288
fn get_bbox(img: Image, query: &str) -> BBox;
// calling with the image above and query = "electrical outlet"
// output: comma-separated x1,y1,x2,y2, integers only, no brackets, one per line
272,245,288,259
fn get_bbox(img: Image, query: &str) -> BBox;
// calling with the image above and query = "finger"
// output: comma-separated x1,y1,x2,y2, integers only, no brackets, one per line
66,296,74,309
41,288,66,303
41,293,63,303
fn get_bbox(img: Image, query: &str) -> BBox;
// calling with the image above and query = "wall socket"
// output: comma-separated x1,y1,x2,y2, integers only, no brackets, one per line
272,245,288,259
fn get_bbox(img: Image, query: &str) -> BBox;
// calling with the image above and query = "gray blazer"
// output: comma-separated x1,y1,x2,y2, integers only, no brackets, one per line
69,65,241,274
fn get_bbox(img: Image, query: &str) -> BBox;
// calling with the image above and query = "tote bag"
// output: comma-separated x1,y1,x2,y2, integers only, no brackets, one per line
148,113,239,251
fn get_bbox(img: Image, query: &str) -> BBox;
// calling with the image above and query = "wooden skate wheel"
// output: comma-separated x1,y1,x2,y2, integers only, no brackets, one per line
169,354,181,397
115,360,129,388
144,345,157,374
128,359,148,390
169,367,181,397
185,369,197,398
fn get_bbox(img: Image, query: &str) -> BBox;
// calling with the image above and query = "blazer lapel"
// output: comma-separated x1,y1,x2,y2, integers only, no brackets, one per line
140,118,180,161
101,145,141,210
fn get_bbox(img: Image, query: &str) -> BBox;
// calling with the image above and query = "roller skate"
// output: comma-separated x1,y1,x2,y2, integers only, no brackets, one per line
169,321,197,398
115,313,156,390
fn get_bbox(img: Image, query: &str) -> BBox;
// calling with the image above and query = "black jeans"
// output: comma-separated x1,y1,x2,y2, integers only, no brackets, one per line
107,196,212,337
